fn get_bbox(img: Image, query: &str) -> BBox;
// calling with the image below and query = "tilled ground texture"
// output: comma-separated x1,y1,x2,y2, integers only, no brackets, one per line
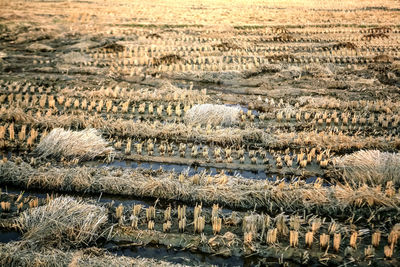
0,0,400,266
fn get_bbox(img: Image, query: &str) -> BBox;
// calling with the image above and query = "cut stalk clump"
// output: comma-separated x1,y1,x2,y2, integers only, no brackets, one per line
34,128,114,161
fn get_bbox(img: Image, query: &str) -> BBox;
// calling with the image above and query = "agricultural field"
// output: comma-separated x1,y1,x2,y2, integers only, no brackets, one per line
0,0,399,266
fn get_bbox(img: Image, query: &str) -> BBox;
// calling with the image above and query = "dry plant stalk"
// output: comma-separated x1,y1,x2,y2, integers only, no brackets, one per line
28,198,38,209
164,206,171,221
194,204,202,220
8,123,14,141
333,233,341,252
350,232,358,248
179,218,186,232
177,205,186,221
46,193,54,205
115,204,124,221
34,128,114,161
212,217,222,235
163,221,172,232
289,231,299,247
17,202,24,212
266,228,277,244
305,231,313,248
133,204,142,217
211,204,220,220
148,220,154,230
131,216,138,229
372,231,381,247
320,233,329,249
146,206,155,221
1,201,11,211
384,244,394,258
125,139,132,155
15,191,24,203
194,216,205,233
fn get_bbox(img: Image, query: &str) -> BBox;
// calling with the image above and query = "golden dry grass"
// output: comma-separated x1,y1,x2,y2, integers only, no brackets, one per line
1,161,398,214
184,104,241,126
34,128,114,161
332,150,400,185
17,196,108,249
0,242,182,267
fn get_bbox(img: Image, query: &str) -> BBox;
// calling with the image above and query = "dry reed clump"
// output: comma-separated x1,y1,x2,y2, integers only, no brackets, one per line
332,150,400,185
17,196,108,249
34,128,114,161
184,104,241,126
0,243,182,267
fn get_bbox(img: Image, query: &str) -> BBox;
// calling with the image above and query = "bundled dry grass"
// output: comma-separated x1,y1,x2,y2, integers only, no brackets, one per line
17,196,108,249
0,243,182,267
34,128,114,161
185,104,241,126
332,150,400,185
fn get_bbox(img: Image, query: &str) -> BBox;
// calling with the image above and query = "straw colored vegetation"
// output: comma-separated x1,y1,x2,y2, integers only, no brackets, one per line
1,0,399,264
0,243,182,267
1,161,398,215
34,128,114,161
332,150,400,185
17,196,108,249
185,104,241,126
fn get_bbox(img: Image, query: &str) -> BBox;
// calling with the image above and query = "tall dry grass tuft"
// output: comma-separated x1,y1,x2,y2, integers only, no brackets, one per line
17,196,108,249
34,128,114,161
332,150,400,185
184,104,241,126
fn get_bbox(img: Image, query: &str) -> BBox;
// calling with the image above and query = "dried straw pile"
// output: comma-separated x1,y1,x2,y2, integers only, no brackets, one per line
34,128,114,160
0,243,182,267
185,104,241,126
332,150,400,185
17,196,108,249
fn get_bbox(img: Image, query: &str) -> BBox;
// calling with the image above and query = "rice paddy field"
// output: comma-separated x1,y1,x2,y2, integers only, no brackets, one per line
0,0,400,266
